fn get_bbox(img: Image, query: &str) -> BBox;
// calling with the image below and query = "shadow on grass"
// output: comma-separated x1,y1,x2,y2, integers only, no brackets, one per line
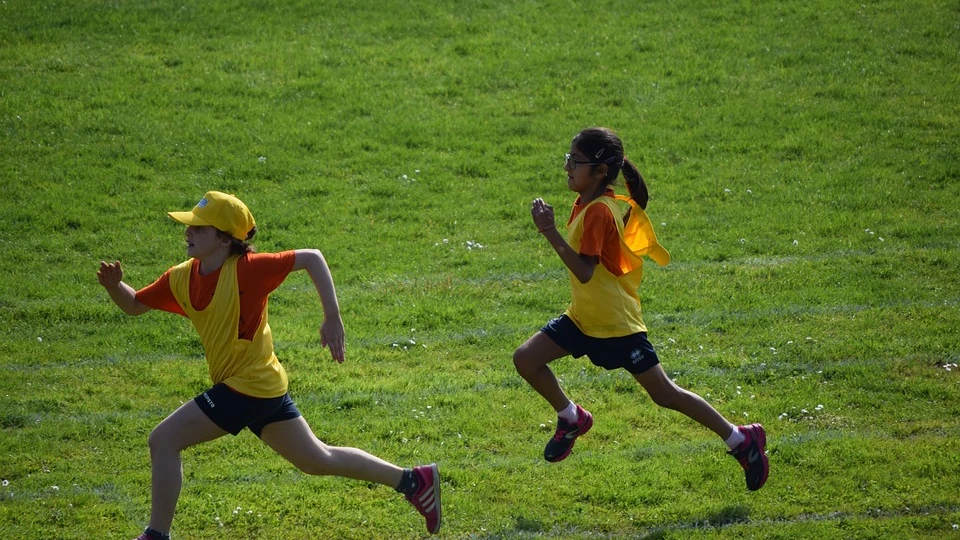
638,505,751,539
465,506,751,539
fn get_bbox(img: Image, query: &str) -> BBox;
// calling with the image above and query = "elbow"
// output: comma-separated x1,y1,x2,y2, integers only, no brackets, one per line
126,301,151,316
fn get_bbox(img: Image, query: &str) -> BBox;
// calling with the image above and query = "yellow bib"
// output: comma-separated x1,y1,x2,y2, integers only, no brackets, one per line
564,196,670,338
169,257,288,398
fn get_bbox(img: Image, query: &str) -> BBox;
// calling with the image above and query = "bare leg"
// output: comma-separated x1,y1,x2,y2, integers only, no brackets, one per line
513,331,572,412
260,416,404,488
633,364,735,439
147,400,228,534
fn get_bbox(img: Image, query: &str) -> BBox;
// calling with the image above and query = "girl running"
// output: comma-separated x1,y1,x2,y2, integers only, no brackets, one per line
98,191,441,539
513,127,768,491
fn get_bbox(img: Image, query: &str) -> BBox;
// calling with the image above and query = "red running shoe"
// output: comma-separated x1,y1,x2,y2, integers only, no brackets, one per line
544,404,594,462
729,423,769,491
406,463,441,534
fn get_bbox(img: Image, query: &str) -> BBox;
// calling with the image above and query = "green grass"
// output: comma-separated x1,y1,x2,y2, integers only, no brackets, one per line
2,0,959,538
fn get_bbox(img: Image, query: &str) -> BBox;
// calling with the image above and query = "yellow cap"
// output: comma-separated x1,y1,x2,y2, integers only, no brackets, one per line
167,191,256,241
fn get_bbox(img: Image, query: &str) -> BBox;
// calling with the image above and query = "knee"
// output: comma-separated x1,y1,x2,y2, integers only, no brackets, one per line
147,425,190,455
512,347,532,377
648,386,682,410
147,428,173,455
291,447,335,476
295,461,329,476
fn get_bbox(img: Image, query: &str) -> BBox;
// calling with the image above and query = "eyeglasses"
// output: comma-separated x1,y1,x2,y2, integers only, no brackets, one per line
564,153,598,171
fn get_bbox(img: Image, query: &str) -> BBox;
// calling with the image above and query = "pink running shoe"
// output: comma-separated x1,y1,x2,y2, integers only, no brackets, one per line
406,463,441,534
729,423,769,491
544,404,594,462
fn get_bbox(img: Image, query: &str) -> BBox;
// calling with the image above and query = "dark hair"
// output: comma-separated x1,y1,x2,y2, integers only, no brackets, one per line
217,227,257,256
572,127,650,209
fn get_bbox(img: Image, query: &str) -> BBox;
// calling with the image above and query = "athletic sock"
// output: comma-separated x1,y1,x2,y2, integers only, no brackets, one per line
558,401,578,423
144,528,171,540
395,468,419,497
724,426,745,450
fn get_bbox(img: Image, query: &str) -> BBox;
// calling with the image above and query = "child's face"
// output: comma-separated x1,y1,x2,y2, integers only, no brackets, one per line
565,144,605,195
184,225,229,259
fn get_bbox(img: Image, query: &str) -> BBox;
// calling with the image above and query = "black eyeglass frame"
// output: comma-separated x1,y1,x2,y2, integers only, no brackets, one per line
564,153,599,170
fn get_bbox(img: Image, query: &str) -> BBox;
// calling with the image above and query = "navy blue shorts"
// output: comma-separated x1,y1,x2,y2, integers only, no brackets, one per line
541,314,661,374
194,383,302,437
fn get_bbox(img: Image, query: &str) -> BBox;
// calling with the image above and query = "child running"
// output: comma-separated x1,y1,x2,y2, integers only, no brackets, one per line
98,191,441,539
513,127,769,491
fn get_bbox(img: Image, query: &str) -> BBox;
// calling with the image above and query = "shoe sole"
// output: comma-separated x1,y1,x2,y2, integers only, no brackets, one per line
546,413,594,463
748,424,769,491
427,464,441,533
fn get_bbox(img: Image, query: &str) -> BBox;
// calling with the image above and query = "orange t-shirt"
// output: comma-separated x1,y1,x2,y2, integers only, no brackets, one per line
136,251,296,340
567,190,623,277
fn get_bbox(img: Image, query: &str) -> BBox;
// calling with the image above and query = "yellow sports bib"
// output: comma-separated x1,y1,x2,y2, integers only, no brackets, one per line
564,196,670,338
169,257,288,398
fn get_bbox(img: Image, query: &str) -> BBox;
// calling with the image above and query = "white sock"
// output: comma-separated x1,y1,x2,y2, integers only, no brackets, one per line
558,401,578,423
724,425,745,450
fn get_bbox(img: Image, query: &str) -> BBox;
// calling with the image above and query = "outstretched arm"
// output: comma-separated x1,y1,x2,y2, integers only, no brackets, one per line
97,261,152,316
531,198,597,284
293,249,345,363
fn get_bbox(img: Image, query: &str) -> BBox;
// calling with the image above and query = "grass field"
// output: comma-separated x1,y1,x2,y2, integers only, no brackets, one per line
1,0,959,538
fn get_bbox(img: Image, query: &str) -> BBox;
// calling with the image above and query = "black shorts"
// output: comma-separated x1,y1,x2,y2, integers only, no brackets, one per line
541,314,661,374
194,383,302,437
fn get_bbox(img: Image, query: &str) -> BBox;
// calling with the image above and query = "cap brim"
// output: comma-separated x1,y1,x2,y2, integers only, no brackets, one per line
167,211,213,228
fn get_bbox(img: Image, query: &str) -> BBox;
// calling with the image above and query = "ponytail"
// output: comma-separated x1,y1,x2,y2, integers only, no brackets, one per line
621,158,649,209
573,127,650,209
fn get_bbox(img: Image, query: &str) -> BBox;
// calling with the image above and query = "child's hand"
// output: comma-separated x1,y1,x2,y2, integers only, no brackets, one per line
531,198,556,233
97,261,124,289
319,317,345,363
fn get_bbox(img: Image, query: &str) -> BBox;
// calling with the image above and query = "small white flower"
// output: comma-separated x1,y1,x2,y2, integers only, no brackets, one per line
793,240,799,246
51,485,59,491
258,156,266,163
37,337,42,342
1,479,8,486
